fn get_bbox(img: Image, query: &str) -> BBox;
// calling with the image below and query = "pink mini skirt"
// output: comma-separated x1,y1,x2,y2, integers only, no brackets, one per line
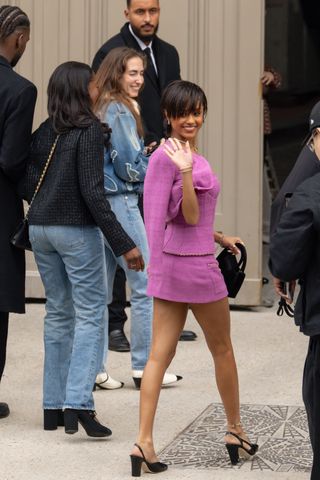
147,253,228,303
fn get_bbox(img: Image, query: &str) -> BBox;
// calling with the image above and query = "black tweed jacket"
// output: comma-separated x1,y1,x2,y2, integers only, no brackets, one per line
24,119,135,257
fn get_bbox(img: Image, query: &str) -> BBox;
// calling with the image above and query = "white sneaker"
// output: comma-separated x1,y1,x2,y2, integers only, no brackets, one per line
94,372,124,390
132,370,183,389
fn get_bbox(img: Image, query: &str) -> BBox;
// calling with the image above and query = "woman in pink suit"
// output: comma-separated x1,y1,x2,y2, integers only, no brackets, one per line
130,80,258,476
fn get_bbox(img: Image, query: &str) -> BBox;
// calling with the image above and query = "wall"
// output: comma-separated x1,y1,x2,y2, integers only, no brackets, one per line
8,0,264,304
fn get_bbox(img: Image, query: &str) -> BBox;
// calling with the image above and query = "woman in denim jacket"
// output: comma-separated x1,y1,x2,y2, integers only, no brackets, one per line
102,99,148,196
94,47,181,388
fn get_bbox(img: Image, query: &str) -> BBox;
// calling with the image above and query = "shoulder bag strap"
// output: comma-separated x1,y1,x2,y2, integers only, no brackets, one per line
236,243,247,272
26,134,60,219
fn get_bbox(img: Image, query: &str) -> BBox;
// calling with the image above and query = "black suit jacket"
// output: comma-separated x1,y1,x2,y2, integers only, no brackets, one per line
0,56,37,313
92,23,181,144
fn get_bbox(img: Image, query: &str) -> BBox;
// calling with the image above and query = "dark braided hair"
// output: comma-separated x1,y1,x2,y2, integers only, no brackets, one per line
0,5,30,41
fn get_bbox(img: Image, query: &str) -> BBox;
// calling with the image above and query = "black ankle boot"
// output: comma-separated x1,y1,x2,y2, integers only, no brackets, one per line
43,409,64,430
64,409,112,438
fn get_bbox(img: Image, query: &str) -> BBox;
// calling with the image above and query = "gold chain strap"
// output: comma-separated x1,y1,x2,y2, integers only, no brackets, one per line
26,135,60,219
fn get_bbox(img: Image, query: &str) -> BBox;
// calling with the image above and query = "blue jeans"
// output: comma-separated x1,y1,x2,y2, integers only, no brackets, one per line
103,193,152,370
29,225,107,410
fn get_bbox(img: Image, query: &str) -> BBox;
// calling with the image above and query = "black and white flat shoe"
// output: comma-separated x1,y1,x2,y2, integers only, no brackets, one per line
94,372,124,390
132,370,183,389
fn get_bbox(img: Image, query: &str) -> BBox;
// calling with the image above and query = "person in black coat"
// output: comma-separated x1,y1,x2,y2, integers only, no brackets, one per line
270,101,320,300
269,109,320,480
0,5,37,419
92,0,195,356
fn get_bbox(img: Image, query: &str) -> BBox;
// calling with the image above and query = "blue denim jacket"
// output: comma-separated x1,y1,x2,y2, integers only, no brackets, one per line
102,101,149,195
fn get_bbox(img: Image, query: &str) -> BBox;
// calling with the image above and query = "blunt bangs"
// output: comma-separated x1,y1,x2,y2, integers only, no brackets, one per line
161,80,208,119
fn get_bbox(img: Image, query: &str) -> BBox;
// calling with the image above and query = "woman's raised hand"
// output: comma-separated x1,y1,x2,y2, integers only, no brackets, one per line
163,138,193,173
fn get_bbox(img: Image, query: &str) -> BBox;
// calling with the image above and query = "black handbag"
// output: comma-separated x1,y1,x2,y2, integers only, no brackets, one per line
11,218,32,251
217,243,247,298
10,135,60,251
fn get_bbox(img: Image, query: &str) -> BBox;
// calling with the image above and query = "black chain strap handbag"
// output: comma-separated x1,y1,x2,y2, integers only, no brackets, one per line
10,217,33,251
11,135,60,251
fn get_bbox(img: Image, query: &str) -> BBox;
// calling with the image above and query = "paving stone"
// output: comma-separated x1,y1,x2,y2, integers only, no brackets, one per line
161,403,312,473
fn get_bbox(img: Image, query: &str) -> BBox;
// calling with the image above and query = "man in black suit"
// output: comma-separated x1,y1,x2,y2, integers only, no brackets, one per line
0,5,37,418
92,0,196,358
93,0,180,145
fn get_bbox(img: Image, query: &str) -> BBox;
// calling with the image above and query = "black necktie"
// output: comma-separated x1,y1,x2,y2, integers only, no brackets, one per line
144,47,158,80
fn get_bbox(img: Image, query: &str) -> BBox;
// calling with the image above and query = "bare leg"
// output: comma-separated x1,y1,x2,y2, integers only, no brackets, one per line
132,298,188,461
191,298,249,442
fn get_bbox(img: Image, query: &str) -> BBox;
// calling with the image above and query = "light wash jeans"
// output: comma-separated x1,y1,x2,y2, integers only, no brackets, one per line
29,225,107,410
103,193,152,371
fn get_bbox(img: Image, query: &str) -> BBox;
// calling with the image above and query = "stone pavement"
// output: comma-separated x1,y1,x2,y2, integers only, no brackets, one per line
0,301,311,480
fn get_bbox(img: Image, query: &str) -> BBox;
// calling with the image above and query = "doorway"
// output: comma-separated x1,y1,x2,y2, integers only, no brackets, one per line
265,0,320,186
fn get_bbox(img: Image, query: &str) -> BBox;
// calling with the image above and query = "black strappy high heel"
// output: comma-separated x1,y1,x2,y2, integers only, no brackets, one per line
225,431,258,465
130,443,168,477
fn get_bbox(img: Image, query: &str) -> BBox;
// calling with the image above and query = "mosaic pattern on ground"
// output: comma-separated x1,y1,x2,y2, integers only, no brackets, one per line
161,403,312,472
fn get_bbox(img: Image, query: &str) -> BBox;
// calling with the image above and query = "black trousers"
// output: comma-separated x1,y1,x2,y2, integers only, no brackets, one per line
0,312,9,382
302,335,320,480
108,266,127,333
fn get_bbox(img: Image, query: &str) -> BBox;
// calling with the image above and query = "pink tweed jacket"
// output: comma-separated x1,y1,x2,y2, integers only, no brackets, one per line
143,144,219,280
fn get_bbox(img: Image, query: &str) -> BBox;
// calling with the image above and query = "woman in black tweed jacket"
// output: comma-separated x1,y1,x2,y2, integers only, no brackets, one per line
24,61,144,437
